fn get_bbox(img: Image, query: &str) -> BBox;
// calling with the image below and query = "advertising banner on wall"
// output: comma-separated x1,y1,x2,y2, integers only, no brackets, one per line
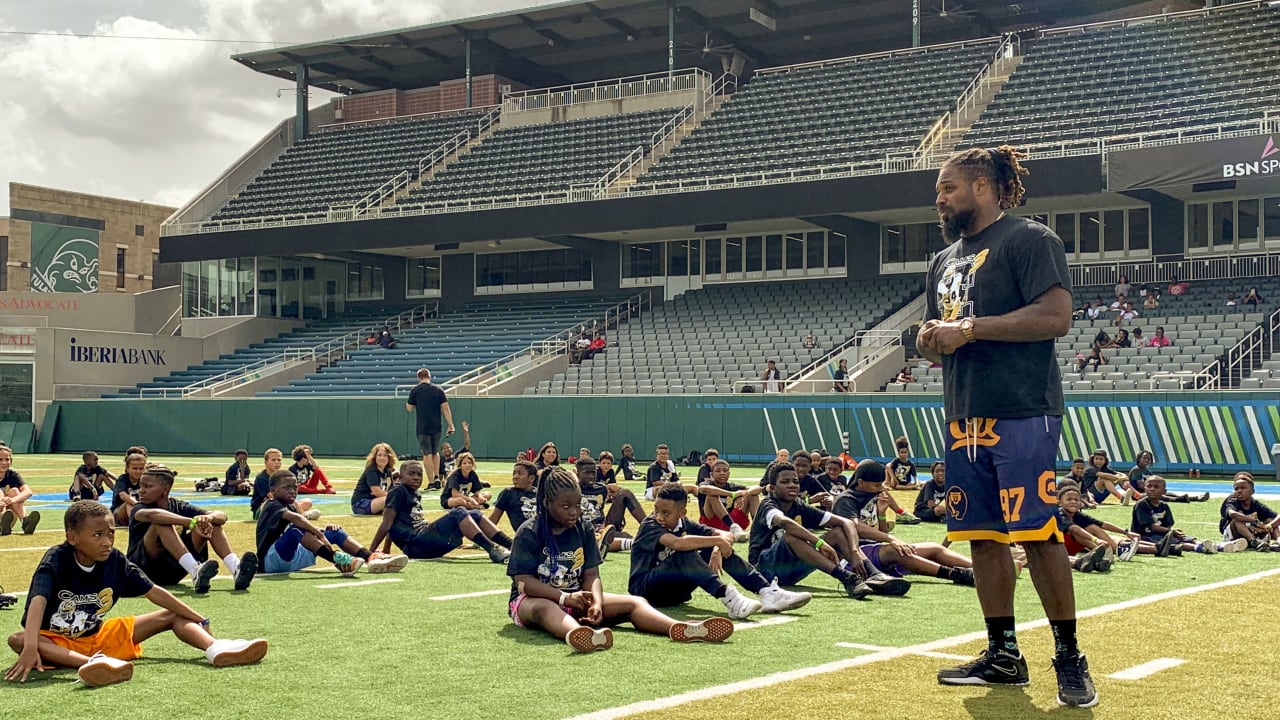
1107,134,1280,191
30,222,100,293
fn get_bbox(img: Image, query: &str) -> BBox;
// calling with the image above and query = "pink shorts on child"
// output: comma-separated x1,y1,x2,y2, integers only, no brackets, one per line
508,593,583,628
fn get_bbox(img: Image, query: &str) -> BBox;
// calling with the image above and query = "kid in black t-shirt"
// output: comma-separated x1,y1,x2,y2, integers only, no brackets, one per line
252,449,316,521
69,451,115,502
438,420,472,482
695,458,760,542
913,462,948,522
629,484,810,619
886,437,920,490
256,470,384,576
1131,476,1240,557
0,446,39,536
352,442,398,515
1129,451,1208,504
505,466,734,652
1055,481,1147,567
9,501,267,687
576,458,646,556
618,443,639,481
127,464,258,593
441,452,492,510
1083,449,1131,505
1220,472,1280,550
490,460,539,532
644,444,678,500
289,445,336,495
369,461,510,564
112,452,147,527
222,449,252,496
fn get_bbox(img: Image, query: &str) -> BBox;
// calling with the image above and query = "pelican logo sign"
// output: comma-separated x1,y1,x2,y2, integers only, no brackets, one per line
30,222,99,293
1222,136,1280,178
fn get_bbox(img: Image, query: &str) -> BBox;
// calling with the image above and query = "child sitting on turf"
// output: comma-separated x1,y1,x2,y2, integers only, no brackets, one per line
1062,458,1093,507
506,466,734,652
3,501,267,687
575,457,643,558
352,442,397,516
1084,449,1134,505
441,452,492,510
695,448,720,483
490,460,539,532
222,449,252,496
127,464,258,593
1131,476,1245,557
112,452,146,527
618,443,639,481
289,445,336,495
885,436,920,490
0,446,39,536
747,462,879,600
535,442,561,472
438,420,472,481
1129,451,1208,503
369,461,510,564
793,452,833,509
252,449,317,521
256,470,394,576
1220,472,1280,551
1055,481,1146,572
695,458,760,543
69,451,115,502
644,444,678,501
629,483,811,619
913,462,947,523
830,460,972,588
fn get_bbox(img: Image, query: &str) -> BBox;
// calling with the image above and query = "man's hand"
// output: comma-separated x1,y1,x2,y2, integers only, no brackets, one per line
708,547,724,576
931,321,970,355
462,421,469,432
446,425,455,436
4,646,45,683
916,320,941,356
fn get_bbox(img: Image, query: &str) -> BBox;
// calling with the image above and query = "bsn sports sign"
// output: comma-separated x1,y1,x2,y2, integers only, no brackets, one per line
1222,136,1280,177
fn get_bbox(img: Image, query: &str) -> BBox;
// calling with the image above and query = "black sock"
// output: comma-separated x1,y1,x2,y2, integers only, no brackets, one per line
828,565,855,582
354,548,371,561
985,616,1018,655
492,531,513,550
315,546,336,563
711,584,728,599
471,533,495,552
1050,619,1079,657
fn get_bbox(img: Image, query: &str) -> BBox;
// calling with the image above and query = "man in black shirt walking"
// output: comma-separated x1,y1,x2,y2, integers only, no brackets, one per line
918,146,1094,708
406,368,455,487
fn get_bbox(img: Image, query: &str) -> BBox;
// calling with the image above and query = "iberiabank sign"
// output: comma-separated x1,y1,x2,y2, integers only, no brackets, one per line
1107,134,1280,190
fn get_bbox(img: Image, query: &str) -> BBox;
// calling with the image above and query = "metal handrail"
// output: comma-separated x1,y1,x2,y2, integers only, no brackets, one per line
910,34,1020,167
1070,250,1280,287
503,68,710,113
755,36,1002,76
587,102,697,197
137,303,437,398
1041,0,1264,37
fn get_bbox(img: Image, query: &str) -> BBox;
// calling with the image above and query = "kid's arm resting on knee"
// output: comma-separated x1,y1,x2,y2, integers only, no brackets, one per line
144,586,206,625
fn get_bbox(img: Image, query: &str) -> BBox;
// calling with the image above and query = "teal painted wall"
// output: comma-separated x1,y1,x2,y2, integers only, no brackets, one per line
45,392,1280,474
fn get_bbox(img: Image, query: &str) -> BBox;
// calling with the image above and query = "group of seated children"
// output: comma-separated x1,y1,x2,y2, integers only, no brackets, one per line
1060,449,1209,510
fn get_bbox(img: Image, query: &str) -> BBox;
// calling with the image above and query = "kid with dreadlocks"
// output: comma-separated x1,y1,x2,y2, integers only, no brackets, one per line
506,466,735,652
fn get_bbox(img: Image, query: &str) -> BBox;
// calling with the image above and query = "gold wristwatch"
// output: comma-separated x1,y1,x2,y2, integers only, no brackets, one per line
960,317,976,342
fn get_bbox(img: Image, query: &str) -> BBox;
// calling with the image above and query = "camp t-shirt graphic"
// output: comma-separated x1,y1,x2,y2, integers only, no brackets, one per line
24,544,154,639
935,248,989,322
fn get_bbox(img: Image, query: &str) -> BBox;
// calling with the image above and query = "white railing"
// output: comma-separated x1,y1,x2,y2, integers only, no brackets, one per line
908,34,1020,168
1070,250,1280,288
584,102,697,197
1041,0,1266,37
136,303,437,398
755,36,1002,76
444,291,652,394
502,68,710,113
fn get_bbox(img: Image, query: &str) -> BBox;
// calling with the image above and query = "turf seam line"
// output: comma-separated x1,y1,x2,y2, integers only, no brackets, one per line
564,567,1280,720
833,642,970,661
428,589,508,601
734,616,799,630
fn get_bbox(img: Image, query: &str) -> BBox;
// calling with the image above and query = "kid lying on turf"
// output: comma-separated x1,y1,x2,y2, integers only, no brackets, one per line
257,470,396,576
695,459,760,542
0,445,39,536
1056,481,1149,568
128,464,258,593
1220,472,1280,551
507,466,734,652
628,483,810,619
489,460,538,532
1131,476,1246,557
4,501,266,687
370,461,510,564
69,451,115,502
830,460,973,589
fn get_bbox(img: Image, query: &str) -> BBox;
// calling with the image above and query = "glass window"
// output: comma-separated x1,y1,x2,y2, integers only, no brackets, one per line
745,236,763,273
408,257,441,297
1187,203,1209,250
806,232,825,269
1238,199,1259,248
257,257,278,317
1265,196,1280,242
1212,200,1234,248
182,261,199,317
1055,214,1077,255
688,239,700,276
705,238,722,276
668,240,689,277
828,233,845,268
219,259,237,316
882,226,905,264
0,362,33,422
1127,208,1149,253
725,237,743,274
623,243,663,279
346,261,384,301
116,248,127,290
764,234,783,272
785,233,804,271
1030,214,1049,228
1079,212,1100,254
236,258,255,315
477,249,590,288
1103,209,1125,253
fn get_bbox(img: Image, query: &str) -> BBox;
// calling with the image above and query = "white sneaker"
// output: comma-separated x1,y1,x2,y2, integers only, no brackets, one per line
1218,538,1248,553
1197,541,1218,554
303,509,322,521
729,523,749,543
77,652,133,687
368,553,410,574
205,638,269,667
720,584,763,619
1119,540,1139,561
1121,487,1136,505
758,578,812,613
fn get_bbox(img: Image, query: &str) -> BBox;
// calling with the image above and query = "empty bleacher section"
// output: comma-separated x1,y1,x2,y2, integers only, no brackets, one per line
211,111,484,222
265,295,632,395
963,3,1280,148
629,41,997,191
394,109,677,208
534,277,921,395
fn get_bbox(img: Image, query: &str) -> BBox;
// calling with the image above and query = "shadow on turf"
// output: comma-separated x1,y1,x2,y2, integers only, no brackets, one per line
962,686,1094,718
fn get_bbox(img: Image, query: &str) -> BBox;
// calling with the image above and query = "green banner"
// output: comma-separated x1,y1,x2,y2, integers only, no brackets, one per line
30,222,100,293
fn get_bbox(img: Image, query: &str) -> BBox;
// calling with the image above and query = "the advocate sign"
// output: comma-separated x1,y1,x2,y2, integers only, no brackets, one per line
1108,134,1279,191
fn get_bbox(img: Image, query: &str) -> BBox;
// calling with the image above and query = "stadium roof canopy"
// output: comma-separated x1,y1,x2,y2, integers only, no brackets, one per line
232,0,1190,95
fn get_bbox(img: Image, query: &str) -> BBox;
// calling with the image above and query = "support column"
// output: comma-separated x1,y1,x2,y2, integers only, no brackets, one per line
912,0,921,48
295,63,309,139
668,0,676,75
465,37,473,108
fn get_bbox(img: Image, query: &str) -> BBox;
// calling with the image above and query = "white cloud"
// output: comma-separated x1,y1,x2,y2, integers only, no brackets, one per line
0,0,552,213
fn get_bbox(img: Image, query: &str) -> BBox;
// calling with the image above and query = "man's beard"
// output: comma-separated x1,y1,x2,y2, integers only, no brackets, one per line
940,207,975,242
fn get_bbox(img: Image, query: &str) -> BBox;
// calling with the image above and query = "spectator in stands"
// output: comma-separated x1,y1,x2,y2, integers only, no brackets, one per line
1086,298,1106,321
894,366,915,385
379,329,398,349
801,332,817,349
1092,329,1113,349
584,334,606,360
1076,347,1106,374
1149,326,1172,349
1109,295,1126,312
1226,292,1238,308
1114,275,1133,300
1143,293,1160,310
1073,301,1091,320
761,360,781,394
365,333,378,345
1243,287,1264,307
1114,302,1138,325
833,359,850,392
1113,329,1131,349
1131,327,1149,348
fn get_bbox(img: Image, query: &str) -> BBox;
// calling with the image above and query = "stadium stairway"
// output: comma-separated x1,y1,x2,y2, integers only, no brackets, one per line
263,295,635,396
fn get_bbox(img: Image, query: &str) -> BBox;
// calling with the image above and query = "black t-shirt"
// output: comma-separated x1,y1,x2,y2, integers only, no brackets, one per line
225,462,250,485
887,459,917,486
914,480,947,515
831,489,882,538
1066,509,1102,531
1083,465,1115,490
385,484,429,546
407,382,448,435
23,544,153,639
1132,499,1173,535
441,470,483,509
646,461,677,488
748,496,830,565
112,475,141,512
127,498,205,564
696,464,714,483
598,467,617,485
0,468,25,492
628,517,715,594
619,456,638,480
1127,465,1152,493
251,470,272,514
695,479,746,517
255,498,298,557
800,472,837,499
439,447,468,478
924,215,1071,421
1219,497,1277,533
73,464,112,492
506,518,601,603
353,466,394,507
494,487,537,526
578,482,610,529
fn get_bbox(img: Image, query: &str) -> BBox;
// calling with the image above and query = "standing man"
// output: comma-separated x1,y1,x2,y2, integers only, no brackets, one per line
406,368,454,487
761,360,781,394
917,146,1094,707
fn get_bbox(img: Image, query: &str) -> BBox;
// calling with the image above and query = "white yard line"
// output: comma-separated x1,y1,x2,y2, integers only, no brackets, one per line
1107,658,1186,680
734,616,798,630
565,567,1280,720
834,642,970,661
315,578,404,589
428,588,508,601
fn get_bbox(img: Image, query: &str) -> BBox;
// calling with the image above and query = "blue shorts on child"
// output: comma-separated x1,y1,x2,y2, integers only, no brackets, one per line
264,526,350,573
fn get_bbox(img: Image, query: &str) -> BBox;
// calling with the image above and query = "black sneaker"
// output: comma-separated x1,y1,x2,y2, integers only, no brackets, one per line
234,552,258,591
1078,544,1108,572
841,575,872,600
0,585,16,610
597,525,617,561
0,509,15,536
1195,492,1210,502
865,572,911,596
192,560,219,594
1155,531,1177,557
949,567,976,586
938,649,1029,686
1053,652,1099,708
20,511,40,535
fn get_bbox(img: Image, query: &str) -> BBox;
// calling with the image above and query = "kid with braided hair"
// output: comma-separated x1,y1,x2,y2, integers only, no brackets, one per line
506,466,734,652
369,461,510,564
